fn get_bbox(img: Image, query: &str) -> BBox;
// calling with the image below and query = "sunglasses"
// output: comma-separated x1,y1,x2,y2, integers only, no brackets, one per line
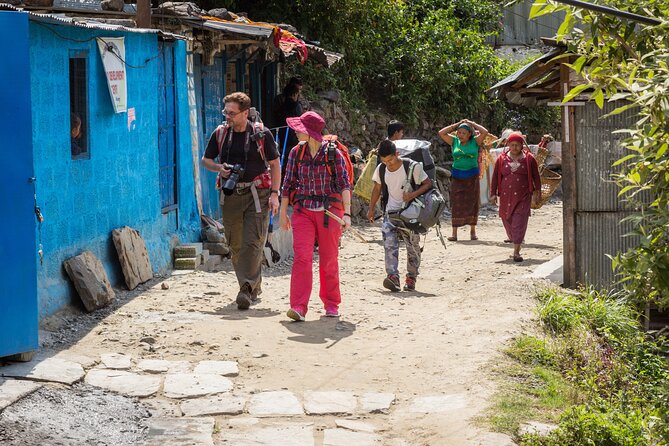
223,108,248,117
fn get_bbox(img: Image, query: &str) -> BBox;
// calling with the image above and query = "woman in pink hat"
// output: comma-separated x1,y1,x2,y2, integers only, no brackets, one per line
279,111,352,321
490,131,541,262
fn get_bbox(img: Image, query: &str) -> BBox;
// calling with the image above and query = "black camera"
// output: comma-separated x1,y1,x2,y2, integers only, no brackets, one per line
222,164,245,196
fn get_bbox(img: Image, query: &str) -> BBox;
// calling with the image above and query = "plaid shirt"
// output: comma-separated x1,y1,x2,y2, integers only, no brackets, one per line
281,142,350,210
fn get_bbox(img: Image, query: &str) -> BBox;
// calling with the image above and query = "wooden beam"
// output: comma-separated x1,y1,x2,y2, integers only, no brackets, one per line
135,0,151,28
517,88,554,94
511,59,560,89
529,72,561,90
560,60,578,288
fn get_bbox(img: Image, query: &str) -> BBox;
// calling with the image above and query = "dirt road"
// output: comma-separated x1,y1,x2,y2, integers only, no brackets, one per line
3,202,563,445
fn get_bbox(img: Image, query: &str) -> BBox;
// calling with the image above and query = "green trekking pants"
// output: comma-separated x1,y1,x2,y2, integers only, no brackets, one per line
220,186,270,293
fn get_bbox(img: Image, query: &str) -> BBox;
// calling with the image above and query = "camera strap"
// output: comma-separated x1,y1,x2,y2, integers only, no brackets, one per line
217,122,253,170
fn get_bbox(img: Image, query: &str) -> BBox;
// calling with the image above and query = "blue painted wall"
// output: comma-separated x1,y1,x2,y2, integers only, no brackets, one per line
28,22,199,319
0,11,38,357
196,54,226,219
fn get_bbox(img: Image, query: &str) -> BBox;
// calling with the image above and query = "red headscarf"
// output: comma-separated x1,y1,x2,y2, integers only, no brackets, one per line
494,131,539,193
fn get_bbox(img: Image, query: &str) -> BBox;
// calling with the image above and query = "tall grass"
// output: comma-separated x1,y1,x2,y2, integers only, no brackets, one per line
491,286,669,445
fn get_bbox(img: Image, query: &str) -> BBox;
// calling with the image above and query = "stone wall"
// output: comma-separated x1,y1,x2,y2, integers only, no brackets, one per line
309,94,450,163
308,93,454,219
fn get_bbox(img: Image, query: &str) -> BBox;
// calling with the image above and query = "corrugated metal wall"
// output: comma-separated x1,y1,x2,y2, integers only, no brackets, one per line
496,1,565,46
574,100,639,288
575,212,637,288
575,101,633,212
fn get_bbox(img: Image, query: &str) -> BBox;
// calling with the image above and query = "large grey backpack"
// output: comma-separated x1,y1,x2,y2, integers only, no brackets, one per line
398,163,447,234
393,139,436,180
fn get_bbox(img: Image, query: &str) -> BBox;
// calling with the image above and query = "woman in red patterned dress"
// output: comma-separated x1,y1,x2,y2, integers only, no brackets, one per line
490,132,541,262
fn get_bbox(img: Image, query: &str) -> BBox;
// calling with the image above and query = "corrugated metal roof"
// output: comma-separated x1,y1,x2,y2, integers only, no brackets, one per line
53,0,136,13
305,43,343,68
488,47,562,94
0,3,185,38
184,18,274,39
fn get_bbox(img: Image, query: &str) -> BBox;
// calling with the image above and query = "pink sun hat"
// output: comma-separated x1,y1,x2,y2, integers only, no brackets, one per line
286,111,325,142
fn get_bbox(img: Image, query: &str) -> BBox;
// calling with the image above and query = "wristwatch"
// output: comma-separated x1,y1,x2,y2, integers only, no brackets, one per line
270,189,279,195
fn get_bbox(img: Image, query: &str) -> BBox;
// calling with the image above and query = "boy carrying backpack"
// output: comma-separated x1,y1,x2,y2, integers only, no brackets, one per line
367,140,433,291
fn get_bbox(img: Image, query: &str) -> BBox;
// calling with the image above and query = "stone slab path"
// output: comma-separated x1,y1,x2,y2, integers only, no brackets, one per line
1,204,564,445
0,352,476,444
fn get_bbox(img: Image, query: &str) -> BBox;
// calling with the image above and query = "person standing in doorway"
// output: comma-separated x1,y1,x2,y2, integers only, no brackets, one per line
279,111,352,321
201,92,281,310
438,119,489,241
367,140,432,291
273,77,304,177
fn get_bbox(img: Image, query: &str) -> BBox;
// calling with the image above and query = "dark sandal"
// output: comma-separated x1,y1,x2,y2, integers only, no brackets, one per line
470,235,478,241
513,255,524,262
504,239,512,243
447,236,458,241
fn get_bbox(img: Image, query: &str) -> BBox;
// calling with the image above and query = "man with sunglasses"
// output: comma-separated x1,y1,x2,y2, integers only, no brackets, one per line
202,92,281,310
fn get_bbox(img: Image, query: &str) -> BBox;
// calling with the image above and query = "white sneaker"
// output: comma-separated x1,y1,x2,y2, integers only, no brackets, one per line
287,308,305,322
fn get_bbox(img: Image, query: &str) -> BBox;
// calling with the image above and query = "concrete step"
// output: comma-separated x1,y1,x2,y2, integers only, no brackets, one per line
174,256,201,270
173,243,203,259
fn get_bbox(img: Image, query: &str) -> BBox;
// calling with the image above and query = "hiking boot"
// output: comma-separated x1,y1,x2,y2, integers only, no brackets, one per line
404,276,416,291
236,284,252,310
287,308,305,322
383,274,400,292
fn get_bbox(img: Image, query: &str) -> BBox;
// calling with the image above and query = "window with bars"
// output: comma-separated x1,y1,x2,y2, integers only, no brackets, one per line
69,50,89,159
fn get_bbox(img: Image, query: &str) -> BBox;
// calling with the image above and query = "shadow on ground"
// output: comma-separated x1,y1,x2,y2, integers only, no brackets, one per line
280,318,356,348
202,302,281,320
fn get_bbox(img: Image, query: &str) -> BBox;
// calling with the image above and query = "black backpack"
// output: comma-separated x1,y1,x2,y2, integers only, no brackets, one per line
392,139,436,180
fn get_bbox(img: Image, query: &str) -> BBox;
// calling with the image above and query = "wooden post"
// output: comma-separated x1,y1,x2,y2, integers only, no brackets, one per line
136,0,151,29
560,61,578,288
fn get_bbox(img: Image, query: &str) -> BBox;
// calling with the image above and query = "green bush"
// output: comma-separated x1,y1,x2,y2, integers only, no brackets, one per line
212,0,557,137
537,288,640,341
507,335,556,367
523,400,664,446
494,287,669,445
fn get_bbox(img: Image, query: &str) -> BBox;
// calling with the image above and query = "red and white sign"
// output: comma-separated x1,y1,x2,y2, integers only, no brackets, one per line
97,37,127,113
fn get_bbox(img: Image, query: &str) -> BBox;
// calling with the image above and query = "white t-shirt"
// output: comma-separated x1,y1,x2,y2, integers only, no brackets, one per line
372,160,428,212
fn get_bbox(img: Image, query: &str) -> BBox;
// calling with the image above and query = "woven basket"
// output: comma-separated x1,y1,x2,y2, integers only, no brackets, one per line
482,133,498,149
531,168,562,209
534,146,550,169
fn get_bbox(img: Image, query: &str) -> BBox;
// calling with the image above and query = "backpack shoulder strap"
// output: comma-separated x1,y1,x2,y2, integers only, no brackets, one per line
215,123,230,160
380,163,388,211
252,121,266,161
326,138,338,177
403,159,417,190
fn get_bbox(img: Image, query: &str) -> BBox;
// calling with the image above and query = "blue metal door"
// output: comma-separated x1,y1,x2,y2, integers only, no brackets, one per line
199,55,225,218
158,41,178,227
0,11,38,357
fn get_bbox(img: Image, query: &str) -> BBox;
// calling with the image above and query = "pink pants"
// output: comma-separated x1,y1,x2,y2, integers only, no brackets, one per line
290,207,343,315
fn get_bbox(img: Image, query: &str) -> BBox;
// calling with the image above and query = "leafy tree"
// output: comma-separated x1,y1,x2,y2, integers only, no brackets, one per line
203,0,548,134
528,1,669,304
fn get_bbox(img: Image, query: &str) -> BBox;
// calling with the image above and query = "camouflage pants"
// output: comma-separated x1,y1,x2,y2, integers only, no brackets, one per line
381,217,421,278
